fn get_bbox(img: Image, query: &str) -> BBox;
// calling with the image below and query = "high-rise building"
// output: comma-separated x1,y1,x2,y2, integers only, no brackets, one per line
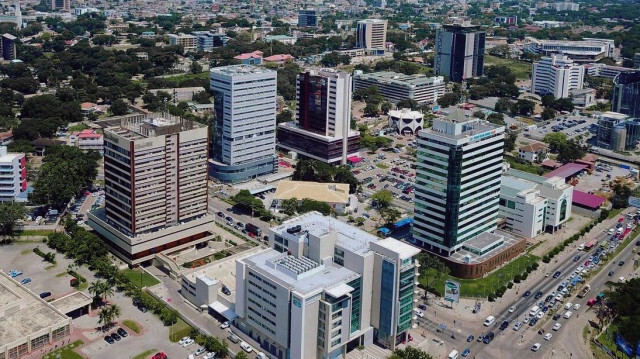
297,9,317,27
413,110,505,256
209,65,278,183
277,70,359,164
1,33,17,61
192,31,228,52
611,70,640,118
596,111,640,150
51,0,70,11
531,54,584,98
168,33,197,52
87,113,215,265
434,24,485,83
235,212,420,359
353,71,446,105
0,146,26,202
356,19,387,53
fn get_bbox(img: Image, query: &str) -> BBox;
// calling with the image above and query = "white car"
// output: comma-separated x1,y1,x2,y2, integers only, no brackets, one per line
627,223,633,229
414,309,424,318
508,306,516,313
573,303,581,310
513,322,523,331
194,347,206,356
555,294,564,301
178,337,191,345
563,311,573,319
220,321,230,329
204,353,215,359
553,322,562,331
536,311,544,319
619,277,626,283
532,343,541,352
182,338,195,347
564,303,573,310
544,333,553,340
240,341,253,353
608,228,615,235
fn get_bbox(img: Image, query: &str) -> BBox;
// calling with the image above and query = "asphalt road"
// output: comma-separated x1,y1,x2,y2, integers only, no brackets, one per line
443,211,637,359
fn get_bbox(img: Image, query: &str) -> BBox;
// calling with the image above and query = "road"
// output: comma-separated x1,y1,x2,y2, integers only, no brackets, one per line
437,209,637,359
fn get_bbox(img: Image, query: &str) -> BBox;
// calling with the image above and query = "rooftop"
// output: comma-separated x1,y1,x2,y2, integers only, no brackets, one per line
0,271,69,349
519,142,548,152
543,163,588,179
231,51,263,60
50,291,92,314
373,238,421,260
105,114,204,140
210,64,275,76
355,71,444,87
273,180,350,204
572,190,606,209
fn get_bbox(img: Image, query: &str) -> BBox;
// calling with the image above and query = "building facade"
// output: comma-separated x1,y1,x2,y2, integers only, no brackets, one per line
523,37,615,62
518,143,548,163
193,31,228,51
209,65,278,183
51,0,70,11
434,24,486,83
169,34,197,52
235,212,420,359
353,71,445,105
500,169,573,238
356,19,387,53
1,33,17,61
413,110,505,256
277,70,359,165
0,146,26,202
298,9,318,27
531,55,584,98
87,113,214,265
596,111,632,149
612,70,640,119
388,108,424,135
69,129,103,151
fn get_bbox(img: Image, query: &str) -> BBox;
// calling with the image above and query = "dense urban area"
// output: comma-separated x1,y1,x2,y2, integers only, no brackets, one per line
1,0,640,358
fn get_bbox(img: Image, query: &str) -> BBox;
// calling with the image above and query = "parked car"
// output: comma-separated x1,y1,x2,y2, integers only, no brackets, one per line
20,278,31,285
39,291,52,299
194,347,206,356
240,341,253,353
110,333,121,342
227,334,240,344
553,322,562,331
104,335,114,344
182,338,195,347
513,322,522,331
532,343,541,352
117,328,128,337
220,321,230,329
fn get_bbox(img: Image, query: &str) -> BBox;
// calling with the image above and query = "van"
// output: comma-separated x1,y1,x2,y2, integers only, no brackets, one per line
483,332,495,344
448,350,459,359
484,316,496,326
227,333,240,343
529,305,540,317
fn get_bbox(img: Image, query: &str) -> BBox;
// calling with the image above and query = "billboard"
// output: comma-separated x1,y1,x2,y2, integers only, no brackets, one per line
616,333,633,357
444,280,460,303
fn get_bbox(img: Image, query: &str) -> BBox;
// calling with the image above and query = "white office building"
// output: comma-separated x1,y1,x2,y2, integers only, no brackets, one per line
353,71,445,105
209,65,278,183
532,55,584,98
413,110,505,256
523,37,616,62
235,212,420,359
0,146,26,202
500,169,573,238
356,19,387,53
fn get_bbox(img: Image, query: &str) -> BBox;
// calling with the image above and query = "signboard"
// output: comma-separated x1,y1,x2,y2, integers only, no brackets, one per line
616,333,634,357
444,280,460,303
629,196,640,208
292,296,302,308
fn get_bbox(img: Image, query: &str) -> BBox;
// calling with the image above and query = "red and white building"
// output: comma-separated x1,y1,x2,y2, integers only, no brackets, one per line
69,129,103,151
0,146,27,202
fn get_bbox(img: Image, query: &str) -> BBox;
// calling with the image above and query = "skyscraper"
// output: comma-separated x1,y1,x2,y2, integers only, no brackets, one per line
277,70,360,164
1,34,17,61
87,113,214,265
356,19,387,53
532,54,584,98
51,0,70,11
611,70,640,118
298,9,317,27
209,65,278,183
434,24,486,82
413,110,505,256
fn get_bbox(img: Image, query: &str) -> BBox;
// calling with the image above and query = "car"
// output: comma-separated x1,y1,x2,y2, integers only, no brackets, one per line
467,335,474,342
544,333,553,340
414,309,424,318
513,322,523,331
536,311,544,319
204,353,215,359
221,286,231,295
117,328,128,337
20,278,31,285
508,306,516,313
39,291,52,299
542,306,549,313
462,348,471,357
619,261,625,266
418,304,427,311
240,341,253,353
225,216,233,223
522,291,531,298
227,334,240,344
194,347,206,356
183,338,195,347
534,291,543,299
553,322,562,331
483,332,495,344
529,317,539,326
104,335,114,344
545,295,553,302
9,270,23,278
139,306,148,313
523,316,530,324
573,303,581,310
563,311,573,319
152,353,167,359
555,294,564,301
565,303,573,310
532,343,541,352
477,335,484,342
220,321,230,329
553,314,561,320
110,332,121,342
499,321,509,330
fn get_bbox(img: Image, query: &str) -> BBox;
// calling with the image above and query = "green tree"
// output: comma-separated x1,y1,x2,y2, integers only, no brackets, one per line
543,132,568,153
235,352,248,359
389,346,434,359
379,207,401,226
487,112,505,125
88,280,104,301
276,109,293,124
160,308,179,325
280,198,298,216
0,202,26,243
192,91,211,104
437,93,459,108
190,61,203,74
604,278,640,344
473,110,486,119
505,132,518,152
231,190,269,218
363,103,379,117
396,98,419,110
495,97,514,114
541,107,556,121
298,199,332,216
109,99,129,116
371,190,394,209
513,99,535,116
417,253,450,296
611,183,633,209
381,101,392,114
556,138,587,163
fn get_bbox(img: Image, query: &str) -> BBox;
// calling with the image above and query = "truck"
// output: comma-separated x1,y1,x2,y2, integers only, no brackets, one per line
245,223,262,237
577,284,591,298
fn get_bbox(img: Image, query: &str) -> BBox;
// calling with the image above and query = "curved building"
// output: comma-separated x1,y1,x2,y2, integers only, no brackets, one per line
612,70,640,118
388,108,424,135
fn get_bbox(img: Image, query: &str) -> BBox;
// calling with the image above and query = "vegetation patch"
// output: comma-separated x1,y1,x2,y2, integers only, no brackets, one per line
123,319,142,334
42,339,84,359
169,317,192,342
484,55,532,80
121,269,160,288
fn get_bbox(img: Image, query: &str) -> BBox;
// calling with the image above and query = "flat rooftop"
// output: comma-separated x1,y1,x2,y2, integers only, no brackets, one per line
355,71,444,87
210,64,275,76
374,238,421,260
105,114,204,140
50,291,92,314
272,212,378,256
0,271,69,348
447,230,523,265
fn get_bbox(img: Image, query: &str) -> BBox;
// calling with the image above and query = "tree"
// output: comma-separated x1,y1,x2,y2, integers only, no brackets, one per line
363,103,379,117
418,253,451,296
109,99,129,116
298,199,332,216
371,190,394,209
389,345,434,359
487,112,505,125
235,353,248,359
488,44,511,58
292,159,359,193
473,110,486,119
543,132,568,153
231,190,268,218
88,280,104,301
513,99,535,116
276,109,293,124
505,132,517,152
495,97,514,114
378,207,401,226
611,183,633,209
556,138,587,163
0,202,26,243
160,308,179,325
604,278,640,345
541,107,556,121
190,61,203,74
380,101,392,114
280,198,298,216
99,281,115,301
396,98,419,110
437,93,459,108
192,91,211,104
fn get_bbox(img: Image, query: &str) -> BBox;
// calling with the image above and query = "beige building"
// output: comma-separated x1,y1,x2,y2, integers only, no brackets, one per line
272,181,354,214
88,113,215,265
169,33,197,52
356,19,387,52
0,271,72,359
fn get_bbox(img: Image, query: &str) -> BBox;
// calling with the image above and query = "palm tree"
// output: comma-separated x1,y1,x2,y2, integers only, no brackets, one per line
88,280,104,300
99,281,115,302
97,306,110,331
108,304,121,325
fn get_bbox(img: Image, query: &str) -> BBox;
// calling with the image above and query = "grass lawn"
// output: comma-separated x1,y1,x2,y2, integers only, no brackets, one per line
484,55,532,80
376,163,389,169
169,317,192,342
123,319,141,334
156,71,208,81
121,269,160,288
607,208,624,219
42,340,84,359
131,348,157,359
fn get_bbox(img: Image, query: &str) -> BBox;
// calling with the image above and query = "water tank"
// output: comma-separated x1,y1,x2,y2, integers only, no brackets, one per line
612,125,627,151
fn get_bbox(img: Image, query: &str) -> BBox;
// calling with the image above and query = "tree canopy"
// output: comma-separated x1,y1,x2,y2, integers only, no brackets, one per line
0,202,26,243
293,159,359,194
